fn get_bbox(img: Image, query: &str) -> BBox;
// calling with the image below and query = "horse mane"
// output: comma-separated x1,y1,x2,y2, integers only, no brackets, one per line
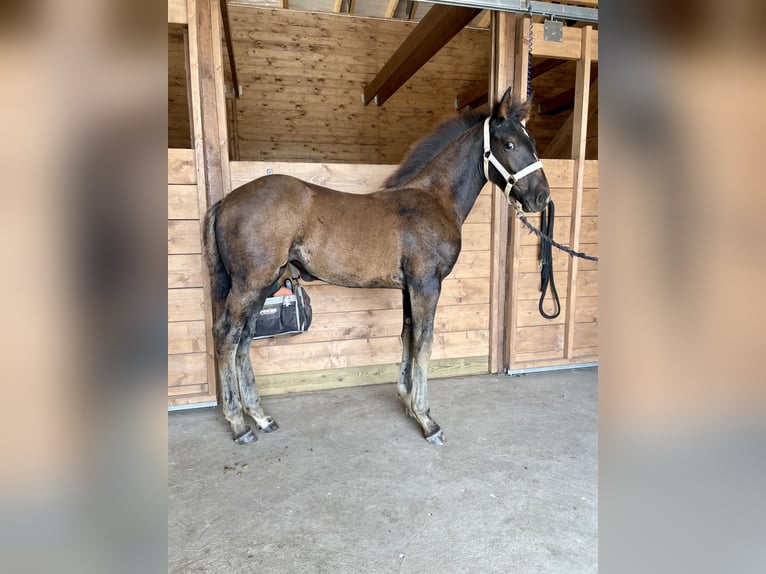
382,110,487,189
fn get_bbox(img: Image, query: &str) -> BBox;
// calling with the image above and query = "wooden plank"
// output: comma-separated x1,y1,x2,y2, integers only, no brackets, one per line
251,303,488,347
168,0,188,24
220,0,240,99
250,330,489,376
229,161,394,193
530,58,566,79
488,11,517,373
168,149,196,184
573,321,598,350
168,320,207,354
362,4,482,106
509,354,596,370
168,184,200,219
514,324,564,354
505,15,531,368
169,353,209,387
575,296,598,324
531,24,599,62
301,277,490,314
450,250,491,279
257,356,488,396
186,0,220,404
455,81,488,111
168,288,206,322
564,25,592,359
516,297,568,327
384,0,399,19
515,269,597,301
168,254,204,288
168,220,201,254
168,383,209,396
168,392,217,407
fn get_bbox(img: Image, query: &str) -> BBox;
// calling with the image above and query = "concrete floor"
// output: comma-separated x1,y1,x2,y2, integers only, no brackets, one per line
169,367,597,573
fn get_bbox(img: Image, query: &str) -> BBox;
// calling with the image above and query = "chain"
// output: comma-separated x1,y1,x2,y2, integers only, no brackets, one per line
514,208,599,262
527,8,533,99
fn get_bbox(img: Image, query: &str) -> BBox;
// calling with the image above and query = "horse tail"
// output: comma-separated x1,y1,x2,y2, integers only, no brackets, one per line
203,199,230,318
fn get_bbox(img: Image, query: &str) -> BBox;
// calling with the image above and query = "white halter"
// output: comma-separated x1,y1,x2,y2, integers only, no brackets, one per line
482,117,544,208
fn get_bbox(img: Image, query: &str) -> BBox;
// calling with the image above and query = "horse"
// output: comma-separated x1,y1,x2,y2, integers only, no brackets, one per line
203,87,550,445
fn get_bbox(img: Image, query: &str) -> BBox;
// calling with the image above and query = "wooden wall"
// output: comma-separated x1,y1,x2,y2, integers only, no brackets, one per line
224,7,490,164
508,159,598,368
168,148,217,406
168,26,192,149
228,161,493,395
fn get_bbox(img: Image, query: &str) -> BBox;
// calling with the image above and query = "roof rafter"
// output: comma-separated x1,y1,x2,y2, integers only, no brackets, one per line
362,4,481,107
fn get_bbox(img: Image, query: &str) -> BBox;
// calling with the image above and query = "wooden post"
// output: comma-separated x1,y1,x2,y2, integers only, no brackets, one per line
186,0,232,402
488,12,518,373
504,16,532,369
563,26,593,358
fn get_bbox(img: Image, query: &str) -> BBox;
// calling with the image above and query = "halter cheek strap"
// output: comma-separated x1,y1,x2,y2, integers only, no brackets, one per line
483,117,543,207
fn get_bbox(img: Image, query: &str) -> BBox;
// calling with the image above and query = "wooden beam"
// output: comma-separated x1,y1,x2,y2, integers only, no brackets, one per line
185,0,232,405
564,25,593,358
219,0,240,98
168,0,188,24
542,76,597,158
530,23,598,61
538,88,575,115
530,57,566,79
477,11,491,28
362,4,481,107
408,1,418,20
487,12,519,373
504,15,531,370
384,0,399,18
455,81,488,110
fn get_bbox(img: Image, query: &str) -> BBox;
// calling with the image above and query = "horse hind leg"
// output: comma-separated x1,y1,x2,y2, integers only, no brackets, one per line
213,289,261,444
237,305,279,434
397,289,414,411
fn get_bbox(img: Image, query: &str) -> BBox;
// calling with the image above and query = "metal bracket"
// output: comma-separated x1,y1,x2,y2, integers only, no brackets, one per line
543,18,563,42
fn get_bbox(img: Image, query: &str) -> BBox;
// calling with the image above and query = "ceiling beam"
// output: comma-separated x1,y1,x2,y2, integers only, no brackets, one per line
219,0,240,98
420,0,597,23
453,57,568,111
530,57,567,79
455,82,489,110
362,4,481,107
538,88,575,115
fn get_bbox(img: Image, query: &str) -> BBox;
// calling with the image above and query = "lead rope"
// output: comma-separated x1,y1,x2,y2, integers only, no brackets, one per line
525,10,562,319
537,201,560,318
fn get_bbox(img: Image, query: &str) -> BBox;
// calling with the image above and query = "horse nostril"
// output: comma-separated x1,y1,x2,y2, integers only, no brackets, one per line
537,191,549,207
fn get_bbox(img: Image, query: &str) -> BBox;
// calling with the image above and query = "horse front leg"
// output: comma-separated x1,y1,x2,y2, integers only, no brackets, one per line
407,282,447,445
237,310,279,434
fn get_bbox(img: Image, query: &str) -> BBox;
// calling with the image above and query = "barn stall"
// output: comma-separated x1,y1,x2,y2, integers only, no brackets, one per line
167,0,598,408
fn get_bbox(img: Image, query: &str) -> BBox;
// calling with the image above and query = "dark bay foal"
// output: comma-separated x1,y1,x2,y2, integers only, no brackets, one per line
203,88,550,445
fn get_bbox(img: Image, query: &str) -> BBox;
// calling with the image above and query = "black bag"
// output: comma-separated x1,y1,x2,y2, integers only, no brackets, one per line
253,268,312,340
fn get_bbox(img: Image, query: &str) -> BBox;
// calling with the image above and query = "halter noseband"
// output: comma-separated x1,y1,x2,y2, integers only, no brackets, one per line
482,117,543,209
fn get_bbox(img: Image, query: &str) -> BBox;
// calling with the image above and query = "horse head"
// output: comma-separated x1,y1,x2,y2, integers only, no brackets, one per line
484,87,550,213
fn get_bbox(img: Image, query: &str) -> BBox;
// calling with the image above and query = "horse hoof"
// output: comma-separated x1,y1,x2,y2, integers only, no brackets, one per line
425,428,447,445
233,427,257,445
259,417,279,433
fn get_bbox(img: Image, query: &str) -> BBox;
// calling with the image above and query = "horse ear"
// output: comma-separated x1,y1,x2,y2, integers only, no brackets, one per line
493,87,533,123
492,86,514,120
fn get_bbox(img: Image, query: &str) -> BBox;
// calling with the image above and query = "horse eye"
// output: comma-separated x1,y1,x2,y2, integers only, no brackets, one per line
504,141,516,151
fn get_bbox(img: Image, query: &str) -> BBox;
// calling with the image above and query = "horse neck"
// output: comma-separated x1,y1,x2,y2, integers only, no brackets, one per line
423,123,486,226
